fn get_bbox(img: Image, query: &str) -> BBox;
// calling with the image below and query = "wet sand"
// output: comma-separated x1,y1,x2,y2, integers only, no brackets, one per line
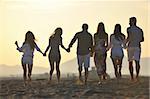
0,76,149,99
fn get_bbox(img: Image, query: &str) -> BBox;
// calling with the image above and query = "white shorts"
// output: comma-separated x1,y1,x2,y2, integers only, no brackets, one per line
77,54,90,68
127,47,141,61
22,56,33,65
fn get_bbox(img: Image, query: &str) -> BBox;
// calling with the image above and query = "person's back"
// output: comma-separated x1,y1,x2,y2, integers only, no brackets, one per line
43,27,68,83
76,31,93,55
21,43,34,57
127,26,143,47
18,42,41,57
126,17,144,81
110,34,125,48
49,36,62,54
68,23,93,85
15,31,43,85
94,33,108,51
69,23,93,55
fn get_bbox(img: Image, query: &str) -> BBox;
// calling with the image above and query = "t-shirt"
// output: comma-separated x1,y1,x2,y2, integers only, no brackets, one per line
69,31,93,55
127,26,144,47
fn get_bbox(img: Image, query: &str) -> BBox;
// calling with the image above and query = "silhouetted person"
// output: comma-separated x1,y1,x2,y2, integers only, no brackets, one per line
93,22,108,85
107,24,125,79
15,31,43,86
43,28,68,83
67,24,93,85
125,17,144,81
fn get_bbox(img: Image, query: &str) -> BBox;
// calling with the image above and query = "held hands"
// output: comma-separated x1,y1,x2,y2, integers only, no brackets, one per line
66,47,70,53
90,52,93,57
43,52,46,56
43,47,70,57
106,47,110,52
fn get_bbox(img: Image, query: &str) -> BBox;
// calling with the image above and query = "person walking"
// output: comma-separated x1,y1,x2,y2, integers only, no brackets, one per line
43,28,69,83
93,22,108,84
15,31,43,85
107,24,125,79
125,17,144,81
67,24,93,85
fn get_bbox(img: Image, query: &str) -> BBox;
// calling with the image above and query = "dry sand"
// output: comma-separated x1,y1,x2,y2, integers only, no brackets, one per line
0,76,149,99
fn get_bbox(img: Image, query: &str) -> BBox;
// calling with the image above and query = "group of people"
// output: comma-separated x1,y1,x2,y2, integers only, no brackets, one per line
15,17,144,85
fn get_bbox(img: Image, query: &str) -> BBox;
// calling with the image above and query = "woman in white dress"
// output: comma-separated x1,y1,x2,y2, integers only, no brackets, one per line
15,31,43,85
107,24,125,78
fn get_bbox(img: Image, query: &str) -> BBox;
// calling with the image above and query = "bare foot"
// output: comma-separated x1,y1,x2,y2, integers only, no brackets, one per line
134,77,139,83
76,80,84,85
24,80,28,87
97,81,102,86
57,80,61,84
47,80,51,84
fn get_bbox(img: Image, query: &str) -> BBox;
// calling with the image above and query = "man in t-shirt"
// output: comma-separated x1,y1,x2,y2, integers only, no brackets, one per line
68,23,93,85
126,17,144,81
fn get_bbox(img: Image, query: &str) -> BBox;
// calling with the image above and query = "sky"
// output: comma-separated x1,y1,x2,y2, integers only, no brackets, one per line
0,0,149,68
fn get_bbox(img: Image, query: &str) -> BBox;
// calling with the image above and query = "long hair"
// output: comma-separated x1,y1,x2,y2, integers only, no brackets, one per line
114,24,124,41
49,27,62,42
24,31,35,50
49,27,62,40
96,22,107,39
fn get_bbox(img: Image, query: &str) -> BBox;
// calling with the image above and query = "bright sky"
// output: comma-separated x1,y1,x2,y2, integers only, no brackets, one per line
0,0,149,67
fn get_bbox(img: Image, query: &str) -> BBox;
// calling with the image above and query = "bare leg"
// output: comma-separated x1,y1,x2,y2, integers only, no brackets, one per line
49,61,54,81
22,63,27,85
114,65,118,78
118,59,122,78
135,60,140,79
56,61,60,83
129,61,134,80
28,64,33,82
84,67,88,85
103,54,107,80
112,58,119,78
119,65,122,78
78,66,82,82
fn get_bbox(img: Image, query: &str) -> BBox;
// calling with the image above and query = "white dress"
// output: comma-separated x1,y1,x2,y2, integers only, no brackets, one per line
17,43,40,65
110,35,124,59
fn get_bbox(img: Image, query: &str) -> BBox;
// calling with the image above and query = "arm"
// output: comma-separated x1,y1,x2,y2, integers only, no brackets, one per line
90,35,94,52
43,39,51,56
68,33,78,49
15,41,19,48
140,29,144,42
122,34,126,49
90,35,94,57
106,35,112,51
15,41,24,52
105,34,108,47
93,34,96,52
35,43,43,54
125,28,130,47
60,37,68,51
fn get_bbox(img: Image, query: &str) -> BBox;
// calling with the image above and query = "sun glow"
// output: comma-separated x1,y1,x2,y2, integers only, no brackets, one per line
0,0,149,67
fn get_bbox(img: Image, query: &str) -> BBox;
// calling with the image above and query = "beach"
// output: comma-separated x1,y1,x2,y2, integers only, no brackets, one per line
0,75,149,99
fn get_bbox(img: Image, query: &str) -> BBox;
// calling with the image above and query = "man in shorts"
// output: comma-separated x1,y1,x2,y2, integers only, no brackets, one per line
126,17,144,81
68,23,93,85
